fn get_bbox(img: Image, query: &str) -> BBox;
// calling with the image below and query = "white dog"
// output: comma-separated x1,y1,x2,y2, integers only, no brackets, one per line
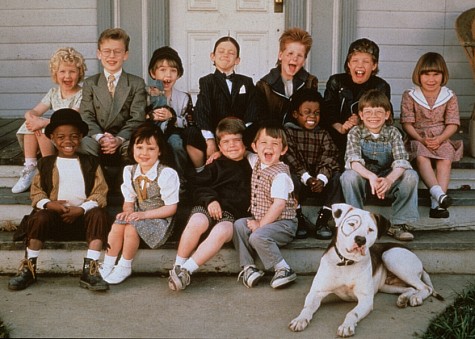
289,203,443,337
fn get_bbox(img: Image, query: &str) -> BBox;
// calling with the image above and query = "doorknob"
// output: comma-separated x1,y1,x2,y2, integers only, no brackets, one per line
274,0,283,13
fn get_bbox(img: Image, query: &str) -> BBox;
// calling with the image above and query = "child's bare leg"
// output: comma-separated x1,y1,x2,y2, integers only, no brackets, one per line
191,221,233,266
435,159,452,192
177,213,209,258
88,239,103,251
186,145,205,169
37,133,55,156
23,134,39,158
106,223,126,256
121,224,140,260
416,156,438,187
27,239,43,251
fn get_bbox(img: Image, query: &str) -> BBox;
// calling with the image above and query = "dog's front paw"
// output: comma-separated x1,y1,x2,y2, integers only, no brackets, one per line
289,317,309,332
337,322,356,337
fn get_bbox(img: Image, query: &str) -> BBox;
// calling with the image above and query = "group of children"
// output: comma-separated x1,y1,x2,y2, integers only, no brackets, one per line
8,25,462,292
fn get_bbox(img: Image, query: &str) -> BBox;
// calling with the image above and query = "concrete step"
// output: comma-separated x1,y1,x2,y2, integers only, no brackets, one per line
1,229,474,275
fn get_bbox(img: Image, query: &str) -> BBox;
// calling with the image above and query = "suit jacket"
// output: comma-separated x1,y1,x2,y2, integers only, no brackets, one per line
194,69,257,133
80,71,147,141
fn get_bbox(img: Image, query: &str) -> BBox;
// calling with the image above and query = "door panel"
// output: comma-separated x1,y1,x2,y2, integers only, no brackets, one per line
170,0,285,97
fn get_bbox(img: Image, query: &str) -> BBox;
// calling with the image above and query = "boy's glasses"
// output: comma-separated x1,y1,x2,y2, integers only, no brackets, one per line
361,110,386,117
100,49,125,57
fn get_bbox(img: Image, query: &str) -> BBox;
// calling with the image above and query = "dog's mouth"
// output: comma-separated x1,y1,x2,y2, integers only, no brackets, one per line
347,244,367,256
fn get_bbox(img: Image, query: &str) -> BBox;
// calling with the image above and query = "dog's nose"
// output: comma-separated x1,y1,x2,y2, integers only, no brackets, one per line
355,236,366,246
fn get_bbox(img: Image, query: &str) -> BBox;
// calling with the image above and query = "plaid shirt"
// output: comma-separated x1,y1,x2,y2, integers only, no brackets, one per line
345,124,412,171
284,122,340,181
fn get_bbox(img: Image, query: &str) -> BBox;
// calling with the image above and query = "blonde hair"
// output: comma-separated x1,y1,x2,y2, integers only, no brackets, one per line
49,47,87,84
98,28,130,51
412,52,449,87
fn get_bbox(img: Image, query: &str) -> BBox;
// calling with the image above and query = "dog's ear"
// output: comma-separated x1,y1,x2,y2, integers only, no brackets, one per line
373,213,391,239
331,203,354,228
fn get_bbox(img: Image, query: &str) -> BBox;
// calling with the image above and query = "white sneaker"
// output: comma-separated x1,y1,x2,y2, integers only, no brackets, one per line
99,263,114,279
104,265,132,284
12,164,37,193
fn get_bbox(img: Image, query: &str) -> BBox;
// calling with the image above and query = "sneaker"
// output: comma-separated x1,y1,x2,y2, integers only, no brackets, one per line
237,266,264,288
11,164,37,194
104,265,132,285
99,263,115,279
438,194,453,209
429,207,449,219
387,224,414,241
270,268,297,289
315,209,333,240
168,265,191,291
295,209,310,239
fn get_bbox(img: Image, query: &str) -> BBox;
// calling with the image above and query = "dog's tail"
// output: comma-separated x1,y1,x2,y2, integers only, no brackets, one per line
422,270,445,301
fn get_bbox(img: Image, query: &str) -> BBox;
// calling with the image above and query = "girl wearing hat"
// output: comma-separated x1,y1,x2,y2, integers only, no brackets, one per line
147,46,194,189
320,38,393,166
8,108,110,292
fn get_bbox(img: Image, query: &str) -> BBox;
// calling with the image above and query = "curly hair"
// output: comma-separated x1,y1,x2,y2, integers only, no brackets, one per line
49,47,87,84
277,27,313,65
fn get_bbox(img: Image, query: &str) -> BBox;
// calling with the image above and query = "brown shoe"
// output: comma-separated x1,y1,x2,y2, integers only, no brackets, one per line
387,224,414,241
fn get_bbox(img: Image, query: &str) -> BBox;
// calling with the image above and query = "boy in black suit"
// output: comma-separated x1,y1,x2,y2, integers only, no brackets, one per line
186,36,257,173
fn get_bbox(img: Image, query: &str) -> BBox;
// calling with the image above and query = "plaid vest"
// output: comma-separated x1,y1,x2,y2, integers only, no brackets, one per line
250,160,296,220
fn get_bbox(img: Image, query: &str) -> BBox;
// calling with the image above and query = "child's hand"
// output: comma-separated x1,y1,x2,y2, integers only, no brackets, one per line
207,201,222,220
425,137,441,150
206,151,222,165
45,200,69,214
25,113,46,132
126,211,145,222
151,107,172,122
206,140,218,159
61,206,84,224
247,219,260,232
374,177,392,200
100,132,121,154
116,211,132,221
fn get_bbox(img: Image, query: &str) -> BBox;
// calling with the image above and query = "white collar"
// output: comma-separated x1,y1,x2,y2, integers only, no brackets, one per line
408,86,453,110
133,160,160,180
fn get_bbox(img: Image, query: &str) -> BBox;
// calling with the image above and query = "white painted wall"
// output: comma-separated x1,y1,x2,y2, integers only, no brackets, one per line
0,0,98,118
354,0,475,119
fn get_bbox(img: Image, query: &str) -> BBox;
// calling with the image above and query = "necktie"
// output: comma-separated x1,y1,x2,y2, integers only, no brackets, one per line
135,175,152,202
108,74,116,97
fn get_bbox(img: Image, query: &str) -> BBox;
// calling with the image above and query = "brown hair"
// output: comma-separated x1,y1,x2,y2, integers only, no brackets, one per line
127,122,174,168
412,52,449,87
344,38,380,75
277,27,312,65
253,122,288,149
49,47,87,84
98,28,130,51
215,117,245,144
358,89,393,125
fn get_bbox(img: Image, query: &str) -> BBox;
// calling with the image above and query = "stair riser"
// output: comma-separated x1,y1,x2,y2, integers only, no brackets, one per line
1,247,474,275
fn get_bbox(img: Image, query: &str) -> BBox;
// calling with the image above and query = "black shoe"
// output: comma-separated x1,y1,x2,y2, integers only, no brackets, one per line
438,194,453,209
8,257,37,291
429,207,449,219
315,209,333,240
295,208,310,239
80,258,109,291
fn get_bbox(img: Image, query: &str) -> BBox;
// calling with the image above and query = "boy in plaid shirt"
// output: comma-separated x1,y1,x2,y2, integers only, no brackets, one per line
284,88,343,240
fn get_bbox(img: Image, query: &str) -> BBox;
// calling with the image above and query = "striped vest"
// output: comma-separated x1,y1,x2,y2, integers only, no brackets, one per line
250,160,296,220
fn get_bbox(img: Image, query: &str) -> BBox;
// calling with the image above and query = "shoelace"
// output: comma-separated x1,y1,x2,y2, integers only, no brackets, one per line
17,259,35,279
89,260,100,276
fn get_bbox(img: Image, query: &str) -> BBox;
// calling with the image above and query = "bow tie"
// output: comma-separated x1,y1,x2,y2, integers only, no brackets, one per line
222,72,235,81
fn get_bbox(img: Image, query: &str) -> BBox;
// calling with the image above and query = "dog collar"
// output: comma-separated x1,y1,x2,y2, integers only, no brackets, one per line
334,246,355,266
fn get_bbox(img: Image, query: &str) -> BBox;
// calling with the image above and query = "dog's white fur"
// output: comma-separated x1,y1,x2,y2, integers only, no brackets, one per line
289,203,443,337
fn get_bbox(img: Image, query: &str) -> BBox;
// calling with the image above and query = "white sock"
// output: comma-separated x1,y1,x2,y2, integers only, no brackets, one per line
86,249,101,261
174,256,188,266
429,185,444,201
195,165,205,173
118,257,133,268
182,258,199,274
274,259,290,271
430,196,439,209
103,254,117,267
24,158,37,168
26,247,40,259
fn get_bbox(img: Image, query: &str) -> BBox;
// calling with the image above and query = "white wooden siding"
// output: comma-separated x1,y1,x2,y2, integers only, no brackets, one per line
354,0,475,119
0,0,98,117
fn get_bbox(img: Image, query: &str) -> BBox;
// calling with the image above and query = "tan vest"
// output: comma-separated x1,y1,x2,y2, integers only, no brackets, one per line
250,160,296,220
